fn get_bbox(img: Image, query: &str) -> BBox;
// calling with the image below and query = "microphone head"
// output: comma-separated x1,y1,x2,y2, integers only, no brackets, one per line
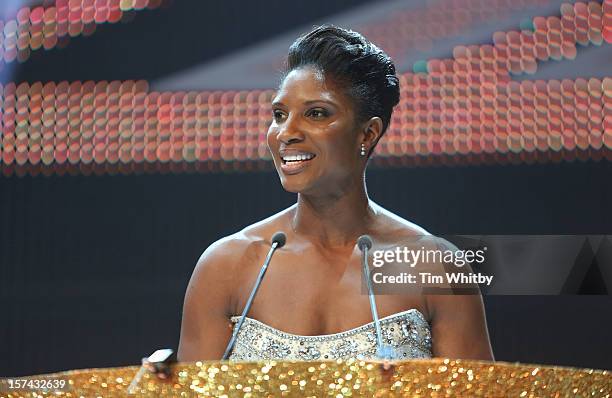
271,231,287,248
357,235,373,251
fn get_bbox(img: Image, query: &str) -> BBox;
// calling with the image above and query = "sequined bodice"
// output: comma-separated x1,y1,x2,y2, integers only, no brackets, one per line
228,309,432,361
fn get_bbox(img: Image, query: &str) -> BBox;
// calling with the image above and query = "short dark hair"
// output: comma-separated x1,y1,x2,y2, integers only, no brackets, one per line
285,25,400,145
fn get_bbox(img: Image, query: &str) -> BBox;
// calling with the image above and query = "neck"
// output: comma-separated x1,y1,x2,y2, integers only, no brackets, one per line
291,176,375,247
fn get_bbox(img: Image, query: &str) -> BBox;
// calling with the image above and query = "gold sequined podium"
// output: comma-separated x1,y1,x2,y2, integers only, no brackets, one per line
2,358,610,397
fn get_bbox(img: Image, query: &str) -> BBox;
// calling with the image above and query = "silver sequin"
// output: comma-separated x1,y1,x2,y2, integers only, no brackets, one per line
228,309,432,361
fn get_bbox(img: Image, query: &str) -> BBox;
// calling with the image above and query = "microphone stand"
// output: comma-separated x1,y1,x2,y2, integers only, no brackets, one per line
358,235,396,360
221,232,286,360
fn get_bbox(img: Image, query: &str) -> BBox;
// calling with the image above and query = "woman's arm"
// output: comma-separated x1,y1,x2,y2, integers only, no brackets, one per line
422,236,494,360
427,292,494,360
177,240,238,361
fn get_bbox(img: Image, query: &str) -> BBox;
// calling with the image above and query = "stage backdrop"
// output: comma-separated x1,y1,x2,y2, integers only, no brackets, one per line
1,160,611,376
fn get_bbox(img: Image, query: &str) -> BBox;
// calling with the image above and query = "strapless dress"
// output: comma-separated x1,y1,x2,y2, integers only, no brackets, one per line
228,309,432,361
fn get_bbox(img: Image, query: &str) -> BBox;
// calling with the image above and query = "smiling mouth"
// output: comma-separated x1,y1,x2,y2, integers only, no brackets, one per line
281,153,316,164
279,152,316,174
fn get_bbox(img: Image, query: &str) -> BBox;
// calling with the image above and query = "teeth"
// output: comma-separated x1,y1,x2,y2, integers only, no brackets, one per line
282,154,314,162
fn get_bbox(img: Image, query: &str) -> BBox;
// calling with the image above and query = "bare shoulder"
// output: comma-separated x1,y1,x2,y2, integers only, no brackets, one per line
371,202,480,290
370,201,431,245
367,203,493,360
186,233,254,313
192,205,295,279
371,202,461,253
194,233,252,275
237,204,295,242
185,206,294,323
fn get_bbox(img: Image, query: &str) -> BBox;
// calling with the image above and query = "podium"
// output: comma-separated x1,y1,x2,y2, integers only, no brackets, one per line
2,358,610,397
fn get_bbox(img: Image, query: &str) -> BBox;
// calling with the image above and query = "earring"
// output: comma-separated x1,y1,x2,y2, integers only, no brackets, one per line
360,143,367,156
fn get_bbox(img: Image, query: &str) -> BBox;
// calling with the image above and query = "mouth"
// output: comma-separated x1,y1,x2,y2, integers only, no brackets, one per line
279,152,316,174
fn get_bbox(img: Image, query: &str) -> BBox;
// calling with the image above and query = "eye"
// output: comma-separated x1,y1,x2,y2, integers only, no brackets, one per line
306,108,329,119
272,109,287,122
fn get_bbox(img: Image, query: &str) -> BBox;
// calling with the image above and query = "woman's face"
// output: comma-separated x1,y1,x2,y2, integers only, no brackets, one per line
267,66,364,195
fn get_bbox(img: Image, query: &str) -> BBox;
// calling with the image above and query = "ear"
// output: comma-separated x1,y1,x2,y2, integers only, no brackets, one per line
360,116,384,151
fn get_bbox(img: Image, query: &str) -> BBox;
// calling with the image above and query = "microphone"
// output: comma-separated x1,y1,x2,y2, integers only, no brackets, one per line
271,231,286,248
221,231,286,360
358,235,372,251
357,234,397,360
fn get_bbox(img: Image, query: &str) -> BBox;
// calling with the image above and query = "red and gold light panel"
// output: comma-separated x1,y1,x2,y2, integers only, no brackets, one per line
0,0,162,65
0,1,610,175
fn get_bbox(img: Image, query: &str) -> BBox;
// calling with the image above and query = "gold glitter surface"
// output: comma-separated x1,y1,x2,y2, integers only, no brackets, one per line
1,358,610,397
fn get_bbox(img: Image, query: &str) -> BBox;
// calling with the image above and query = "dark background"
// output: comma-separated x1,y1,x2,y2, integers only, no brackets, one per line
1,0,611,376
11,0,381,83
2,161,611,376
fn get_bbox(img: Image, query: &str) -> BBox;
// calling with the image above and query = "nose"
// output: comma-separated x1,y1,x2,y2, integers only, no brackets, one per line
276,114,305,145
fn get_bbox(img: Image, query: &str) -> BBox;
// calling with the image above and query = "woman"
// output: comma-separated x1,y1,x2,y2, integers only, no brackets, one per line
178,25,494,362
